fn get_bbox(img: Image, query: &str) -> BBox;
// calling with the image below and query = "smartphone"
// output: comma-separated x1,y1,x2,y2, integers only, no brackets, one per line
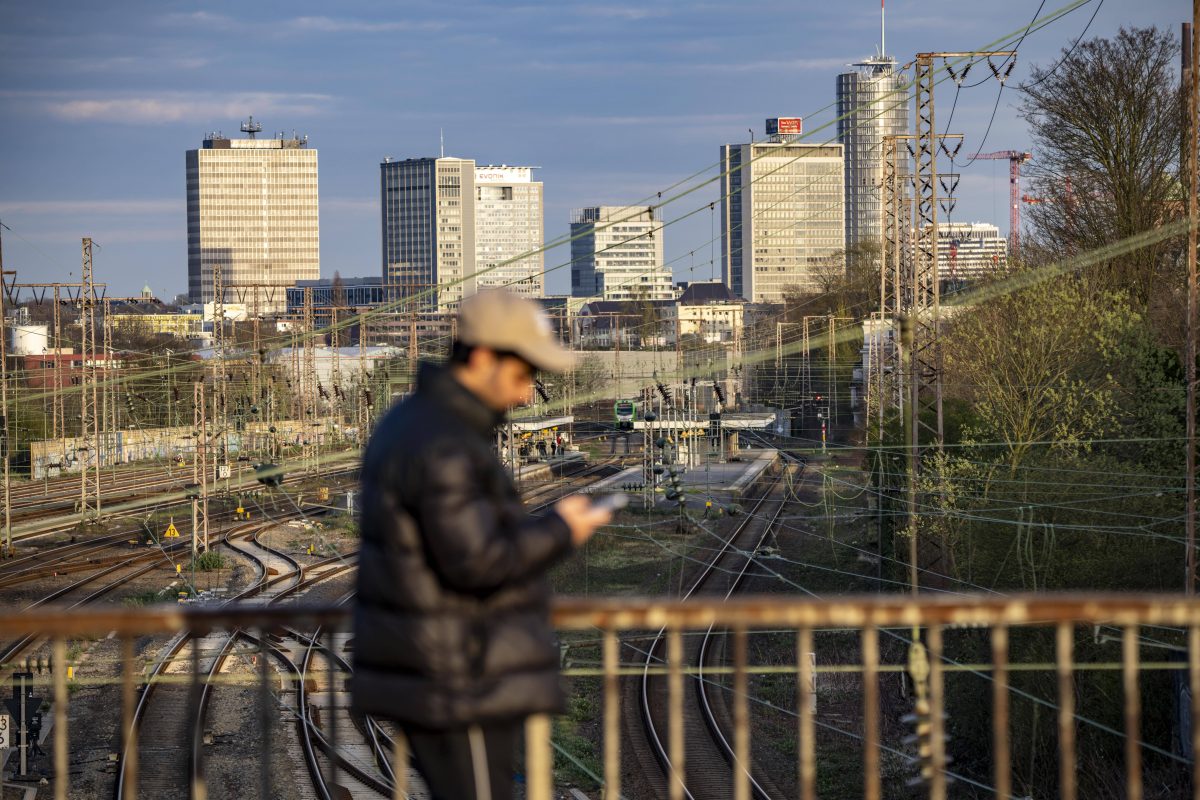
592,493,629,513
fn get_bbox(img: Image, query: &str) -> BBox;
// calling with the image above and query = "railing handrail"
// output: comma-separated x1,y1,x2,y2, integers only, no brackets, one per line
7,593,1200,638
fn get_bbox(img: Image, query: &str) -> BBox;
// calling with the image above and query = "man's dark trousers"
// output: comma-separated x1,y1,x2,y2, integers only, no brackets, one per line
403,721,519,800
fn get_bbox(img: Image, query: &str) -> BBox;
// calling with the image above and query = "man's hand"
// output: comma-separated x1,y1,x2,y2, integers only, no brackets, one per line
555,494,612,547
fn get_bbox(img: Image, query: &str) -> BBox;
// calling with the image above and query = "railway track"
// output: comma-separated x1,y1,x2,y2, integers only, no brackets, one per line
113,457,610,799
636,462,794,800
117,516,364,799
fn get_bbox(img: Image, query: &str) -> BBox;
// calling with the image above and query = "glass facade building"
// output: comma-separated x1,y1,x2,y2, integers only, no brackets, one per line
569,206,672,301
186,133,319,312
720,134,845,303
836,57,909,249
381,157,476,311
474,165,544,298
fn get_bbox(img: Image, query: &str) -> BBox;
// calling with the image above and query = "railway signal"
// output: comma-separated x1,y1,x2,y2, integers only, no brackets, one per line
5,672,41,775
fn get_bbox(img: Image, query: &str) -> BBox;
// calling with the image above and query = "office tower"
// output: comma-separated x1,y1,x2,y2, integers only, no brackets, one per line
569,206,672,301
720,121,845,303
186,122,319,310
837,57,909,249
474,165,544,298
932,221,1008,284
381,156,476,310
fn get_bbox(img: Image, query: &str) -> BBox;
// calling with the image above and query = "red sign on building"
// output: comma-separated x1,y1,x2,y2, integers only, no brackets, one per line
766,117,803,136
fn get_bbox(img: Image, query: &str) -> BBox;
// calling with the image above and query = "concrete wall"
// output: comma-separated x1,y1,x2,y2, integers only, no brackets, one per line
30,418,338,479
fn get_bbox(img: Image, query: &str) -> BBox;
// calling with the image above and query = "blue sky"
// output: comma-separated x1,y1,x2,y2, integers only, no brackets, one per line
0,0,1182,299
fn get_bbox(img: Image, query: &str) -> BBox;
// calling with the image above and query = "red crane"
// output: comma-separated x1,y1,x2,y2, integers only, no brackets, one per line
969,150,1032,253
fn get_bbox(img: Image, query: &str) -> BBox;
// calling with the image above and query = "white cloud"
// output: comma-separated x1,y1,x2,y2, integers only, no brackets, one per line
322,197,378,212
0,199,182,215
36,92,332,124
158,11,238,29
284,16,448,33
576,5,670,20
158,10,448,36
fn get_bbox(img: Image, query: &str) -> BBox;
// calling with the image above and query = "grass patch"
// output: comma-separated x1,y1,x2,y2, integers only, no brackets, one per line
189,550,227,572
124,589,171,607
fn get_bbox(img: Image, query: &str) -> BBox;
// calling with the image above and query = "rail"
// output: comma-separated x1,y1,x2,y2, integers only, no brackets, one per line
5,594,1200,800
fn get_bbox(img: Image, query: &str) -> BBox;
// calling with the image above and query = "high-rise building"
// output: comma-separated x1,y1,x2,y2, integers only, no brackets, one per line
381,156,477,310
569,206,672,301
720,123,845,303
186,125,319,310
837,57,909,250
931,221,1008,284
474,165,544,298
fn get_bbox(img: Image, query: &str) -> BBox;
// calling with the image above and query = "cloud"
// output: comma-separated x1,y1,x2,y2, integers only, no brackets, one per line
158,11,238,29
519,56,848,75
576,5,670,20
283,16,448,33
322,197,378,212
0,199,182,215
35,91,332,124
159,10,449,36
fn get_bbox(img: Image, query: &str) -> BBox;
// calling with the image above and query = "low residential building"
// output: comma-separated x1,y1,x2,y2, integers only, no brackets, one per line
664,281,744,345
18,351,122,389
110,313,206,339
572,299,673,349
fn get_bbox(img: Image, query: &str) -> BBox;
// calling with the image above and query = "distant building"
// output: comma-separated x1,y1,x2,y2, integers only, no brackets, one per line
572,299,673,348
474,166,544,298
664,281,745,345
18,352,121,390
287,277,395,313
837,57,908,248
931,222,1008,284
186,124,319,311
110,313,205,340
721,122,845,303
569,206,672,301
381,157,476,311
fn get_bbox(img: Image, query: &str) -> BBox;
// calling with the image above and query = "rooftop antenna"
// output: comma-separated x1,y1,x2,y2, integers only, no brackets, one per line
881,0,886,58
241,116,262,139
439,128,444,158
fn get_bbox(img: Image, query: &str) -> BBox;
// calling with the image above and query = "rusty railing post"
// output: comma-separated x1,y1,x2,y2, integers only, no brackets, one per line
603,629,621,799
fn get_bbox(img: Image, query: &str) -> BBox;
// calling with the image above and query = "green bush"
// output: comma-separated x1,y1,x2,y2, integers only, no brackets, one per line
190,550,227,572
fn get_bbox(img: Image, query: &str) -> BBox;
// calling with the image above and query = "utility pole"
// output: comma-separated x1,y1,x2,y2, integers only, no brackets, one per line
51,284,63,442
911,52,1010,447
212,264,229,484
302,287,317,473
78,239,101,522
192,381,209,554
1187,12,1198,595
0,233,11,553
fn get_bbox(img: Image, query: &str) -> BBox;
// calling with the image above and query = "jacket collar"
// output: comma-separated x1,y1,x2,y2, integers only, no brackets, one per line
417,361,506,435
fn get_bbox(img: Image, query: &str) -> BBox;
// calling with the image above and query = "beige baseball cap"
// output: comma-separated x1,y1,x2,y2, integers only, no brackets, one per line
457,290,575,373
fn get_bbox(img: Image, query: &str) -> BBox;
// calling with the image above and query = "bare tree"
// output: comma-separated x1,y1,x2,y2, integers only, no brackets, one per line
1019,26,1183,304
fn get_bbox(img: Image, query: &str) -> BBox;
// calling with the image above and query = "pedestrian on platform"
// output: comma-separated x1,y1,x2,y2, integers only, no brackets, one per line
352,289,611,800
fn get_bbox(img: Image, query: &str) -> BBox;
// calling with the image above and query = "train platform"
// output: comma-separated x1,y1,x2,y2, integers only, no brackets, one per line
587,448,778,499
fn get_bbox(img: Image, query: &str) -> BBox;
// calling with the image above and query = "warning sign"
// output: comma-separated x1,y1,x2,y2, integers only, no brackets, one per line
164,523,180,539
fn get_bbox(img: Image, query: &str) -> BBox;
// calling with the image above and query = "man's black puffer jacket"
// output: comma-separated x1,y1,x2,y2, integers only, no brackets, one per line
351,362,574,729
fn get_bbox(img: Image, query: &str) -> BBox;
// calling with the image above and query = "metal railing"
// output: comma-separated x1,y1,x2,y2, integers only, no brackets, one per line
3,594,1200,799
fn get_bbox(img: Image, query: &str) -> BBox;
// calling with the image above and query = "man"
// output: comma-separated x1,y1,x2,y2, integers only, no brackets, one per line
352,290,611,800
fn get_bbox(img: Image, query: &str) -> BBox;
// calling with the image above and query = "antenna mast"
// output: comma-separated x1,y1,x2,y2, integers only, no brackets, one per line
241,116,263,139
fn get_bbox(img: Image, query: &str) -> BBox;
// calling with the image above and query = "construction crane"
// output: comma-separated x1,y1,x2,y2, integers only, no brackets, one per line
969,150,1032,253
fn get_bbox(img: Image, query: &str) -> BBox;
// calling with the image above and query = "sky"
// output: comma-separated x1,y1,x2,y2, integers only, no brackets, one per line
0,0,1184,300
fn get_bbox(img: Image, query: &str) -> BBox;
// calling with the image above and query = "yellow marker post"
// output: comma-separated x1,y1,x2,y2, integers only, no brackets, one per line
176,564,182,575
66,666,74,681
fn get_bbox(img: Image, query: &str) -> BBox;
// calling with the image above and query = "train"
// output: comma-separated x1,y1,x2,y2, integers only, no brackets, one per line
614,399,637,431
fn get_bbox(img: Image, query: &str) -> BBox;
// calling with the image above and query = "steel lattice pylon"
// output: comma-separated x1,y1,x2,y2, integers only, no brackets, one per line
78,238,101,521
